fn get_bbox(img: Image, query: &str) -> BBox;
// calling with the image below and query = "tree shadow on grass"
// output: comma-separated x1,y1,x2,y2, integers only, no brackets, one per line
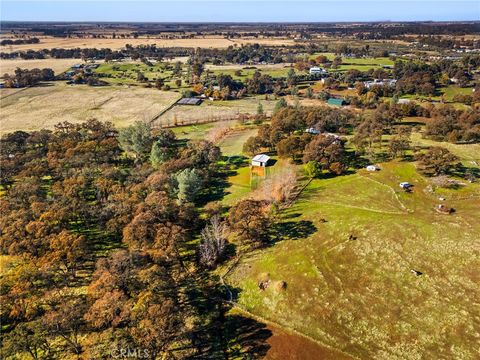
184,275,271,359
271,220,317,242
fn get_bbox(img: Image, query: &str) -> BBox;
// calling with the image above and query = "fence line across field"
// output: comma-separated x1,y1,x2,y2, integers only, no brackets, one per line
152,113,256,128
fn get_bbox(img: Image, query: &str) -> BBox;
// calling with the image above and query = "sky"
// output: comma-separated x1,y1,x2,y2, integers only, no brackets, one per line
1,0,479,22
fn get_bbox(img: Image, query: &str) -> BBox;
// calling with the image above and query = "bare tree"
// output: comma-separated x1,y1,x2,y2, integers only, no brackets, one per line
198,215,227,268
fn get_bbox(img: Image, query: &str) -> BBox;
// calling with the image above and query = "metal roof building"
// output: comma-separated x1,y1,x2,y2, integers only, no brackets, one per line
327,98,346,106
177,98,202,105
252,154,270,167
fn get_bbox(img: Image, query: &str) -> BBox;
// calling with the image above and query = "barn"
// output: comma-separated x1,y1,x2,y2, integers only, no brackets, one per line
252,154,270,167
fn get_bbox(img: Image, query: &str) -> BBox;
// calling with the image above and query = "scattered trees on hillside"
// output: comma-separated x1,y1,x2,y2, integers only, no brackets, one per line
303,135,346,175
229,199,271,248
416,147,459,176
425,106,480,143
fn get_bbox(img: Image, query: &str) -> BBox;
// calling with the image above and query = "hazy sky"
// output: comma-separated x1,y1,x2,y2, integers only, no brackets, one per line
1,1,479,22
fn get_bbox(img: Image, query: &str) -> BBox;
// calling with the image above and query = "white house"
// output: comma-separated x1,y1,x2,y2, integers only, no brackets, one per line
309,67,327,75
252,154,270,167
305,127,321,135
364,79,397,89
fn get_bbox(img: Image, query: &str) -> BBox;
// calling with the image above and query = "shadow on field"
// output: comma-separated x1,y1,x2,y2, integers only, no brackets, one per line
187,278,272,359
272,220,317,242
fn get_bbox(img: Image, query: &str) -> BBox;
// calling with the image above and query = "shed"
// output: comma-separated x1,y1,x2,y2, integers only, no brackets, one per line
177,98,202,106
252,154,270,167
327,98,346,106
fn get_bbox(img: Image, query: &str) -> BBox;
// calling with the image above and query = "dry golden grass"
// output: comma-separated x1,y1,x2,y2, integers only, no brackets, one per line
154,97,277,126
0,83,180,133
0,58,85,76
0,36,295,53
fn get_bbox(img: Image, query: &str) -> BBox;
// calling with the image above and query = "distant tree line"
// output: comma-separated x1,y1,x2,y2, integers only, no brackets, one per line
0,37,40,46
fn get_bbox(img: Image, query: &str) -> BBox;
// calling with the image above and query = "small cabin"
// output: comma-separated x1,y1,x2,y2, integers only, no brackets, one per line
252,154,270,167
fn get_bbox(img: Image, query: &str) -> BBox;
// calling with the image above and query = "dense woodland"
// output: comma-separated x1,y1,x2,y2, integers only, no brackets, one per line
0,119,281,359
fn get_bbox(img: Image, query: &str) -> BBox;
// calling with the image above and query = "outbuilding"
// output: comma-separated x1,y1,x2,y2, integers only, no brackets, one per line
177,97,202,106
252,154,270,167
327,98,346,106
309,66,327,75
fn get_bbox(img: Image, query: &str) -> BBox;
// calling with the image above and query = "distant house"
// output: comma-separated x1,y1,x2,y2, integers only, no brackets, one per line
364,79,397,89
177,98,202,106
252,154,270,167
309,66,327,75
327,98,346,106
305,127,321,135
366,165,379,171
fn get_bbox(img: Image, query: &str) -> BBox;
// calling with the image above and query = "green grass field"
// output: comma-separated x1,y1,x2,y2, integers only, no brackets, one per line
208,66,297,80
94,61,186,89
227,160,480,359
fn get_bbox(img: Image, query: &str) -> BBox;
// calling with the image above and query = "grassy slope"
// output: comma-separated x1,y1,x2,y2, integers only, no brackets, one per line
0,83,180,133
227,161,480,359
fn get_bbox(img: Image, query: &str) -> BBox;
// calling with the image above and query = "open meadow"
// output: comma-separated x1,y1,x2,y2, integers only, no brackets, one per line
154,96,277,126
0,83,180,133
0,36,295,53
0,58,84,76
227,160,480,359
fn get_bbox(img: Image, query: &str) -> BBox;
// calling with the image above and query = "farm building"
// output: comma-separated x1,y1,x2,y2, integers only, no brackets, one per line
305,127,321,135
327,98,346,106
252,154,271,167
363,79,397,89
309,66,327,75
177,98,202,106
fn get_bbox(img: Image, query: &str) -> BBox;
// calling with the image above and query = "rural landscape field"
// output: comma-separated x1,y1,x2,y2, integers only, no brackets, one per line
1,1,479,359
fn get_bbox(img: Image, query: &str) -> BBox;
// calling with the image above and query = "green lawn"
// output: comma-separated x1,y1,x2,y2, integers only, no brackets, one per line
227,161,480,359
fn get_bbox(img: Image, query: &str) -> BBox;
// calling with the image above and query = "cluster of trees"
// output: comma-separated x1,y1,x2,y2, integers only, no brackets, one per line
0,119,265,358
2,67,55,87
425,106,480,143
0,37,40,46
244,105,356,175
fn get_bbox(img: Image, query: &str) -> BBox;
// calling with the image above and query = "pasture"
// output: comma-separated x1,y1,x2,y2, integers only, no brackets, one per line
0,58,84,76
0,36,295,53
227,161,480,359
154,96,277,126
0,83,180,133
